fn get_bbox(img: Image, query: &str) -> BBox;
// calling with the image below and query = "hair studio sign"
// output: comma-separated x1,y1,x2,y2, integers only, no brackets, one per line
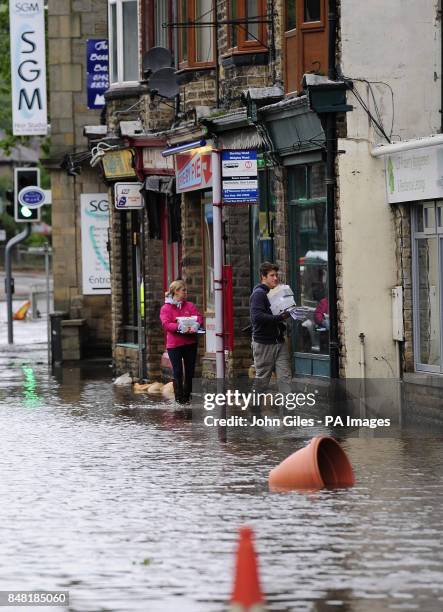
9,0,48,135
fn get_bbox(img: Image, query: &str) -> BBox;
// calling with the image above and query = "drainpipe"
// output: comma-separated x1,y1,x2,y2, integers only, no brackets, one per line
441,0,443,133
326,0,339,377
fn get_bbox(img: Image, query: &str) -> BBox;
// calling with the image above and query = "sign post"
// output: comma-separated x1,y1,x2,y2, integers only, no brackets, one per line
222,150,258,204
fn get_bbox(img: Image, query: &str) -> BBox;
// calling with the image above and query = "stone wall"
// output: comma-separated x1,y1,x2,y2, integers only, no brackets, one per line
393,204,413,372
47,0,111,357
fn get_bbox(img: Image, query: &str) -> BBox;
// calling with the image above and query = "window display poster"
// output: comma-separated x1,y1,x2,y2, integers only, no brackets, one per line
80,194,111,295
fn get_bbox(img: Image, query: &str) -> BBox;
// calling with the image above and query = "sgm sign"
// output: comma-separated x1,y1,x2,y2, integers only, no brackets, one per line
80,194,111,295
9,0,47,135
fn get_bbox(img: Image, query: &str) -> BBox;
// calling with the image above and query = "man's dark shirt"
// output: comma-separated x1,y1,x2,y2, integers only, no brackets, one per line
250,283,285,344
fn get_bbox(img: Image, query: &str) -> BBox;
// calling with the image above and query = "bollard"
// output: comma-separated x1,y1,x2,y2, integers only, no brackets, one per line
49,311,67,365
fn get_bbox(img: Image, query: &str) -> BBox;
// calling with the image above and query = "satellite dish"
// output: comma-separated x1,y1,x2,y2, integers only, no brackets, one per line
143,47,173,75
149,67,179,99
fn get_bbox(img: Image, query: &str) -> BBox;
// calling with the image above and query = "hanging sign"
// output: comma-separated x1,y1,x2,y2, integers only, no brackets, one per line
175,149,212,192
102,149,137,179
222,150,258,203
80,194,110,295
86,39,109,109
114,182,144,210
9,0,48,135
385,144,443,204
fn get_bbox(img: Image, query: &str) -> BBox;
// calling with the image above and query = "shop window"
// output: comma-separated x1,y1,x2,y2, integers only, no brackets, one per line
179,0,214,68
250,168,276,286
109,0,139,84
412,202,443,372
203,194,215,312
229,0,268,52
288,163,329,377
120,210,142,345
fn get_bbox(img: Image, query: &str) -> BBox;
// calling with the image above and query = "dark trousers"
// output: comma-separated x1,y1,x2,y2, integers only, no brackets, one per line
167,343,198,402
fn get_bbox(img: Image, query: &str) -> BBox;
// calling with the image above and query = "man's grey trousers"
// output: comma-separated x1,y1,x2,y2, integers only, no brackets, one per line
252,340,292,393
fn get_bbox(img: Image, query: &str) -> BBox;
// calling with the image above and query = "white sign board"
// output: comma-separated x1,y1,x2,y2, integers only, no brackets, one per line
114,182,144,210
80,194,111,295
222,150,258,203
9,0,48,136
386,144,443,204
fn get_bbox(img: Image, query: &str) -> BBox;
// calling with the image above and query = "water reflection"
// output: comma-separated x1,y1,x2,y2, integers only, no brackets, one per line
0,353,442,611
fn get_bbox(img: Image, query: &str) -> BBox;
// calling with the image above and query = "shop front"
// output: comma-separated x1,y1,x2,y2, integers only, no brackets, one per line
377,138,443,377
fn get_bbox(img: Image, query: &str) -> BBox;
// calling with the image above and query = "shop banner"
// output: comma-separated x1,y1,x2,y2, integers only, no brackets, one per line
86,39,109,109
222,150,258,203
9,0,47,135
386,144,443,203
80,194,111,295
176,149,212,192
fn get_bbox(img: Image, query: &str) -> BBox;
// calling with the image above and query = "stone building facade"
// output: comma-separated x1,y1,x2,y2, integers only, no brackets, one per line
46,0,111,359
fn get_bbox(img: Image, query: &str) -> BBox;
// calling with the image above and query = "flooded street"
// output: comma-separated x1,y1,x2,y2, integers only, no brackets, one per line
0,322,443,611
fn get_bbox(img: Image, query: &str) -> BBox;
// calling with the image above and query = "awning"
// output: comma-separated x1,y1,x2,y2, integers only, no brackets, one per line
143,175,175,195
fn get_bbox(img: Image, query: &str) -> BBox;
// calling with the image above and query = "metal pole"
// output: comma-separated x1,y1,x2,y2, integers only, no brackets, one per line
212,149,225,380
134,228,144,381
45,242,51,365
5,224,32,344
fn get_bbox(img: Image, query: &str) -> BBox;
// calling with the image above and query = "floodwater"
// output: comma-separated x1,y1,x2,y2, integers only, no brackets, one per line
0,325,442,611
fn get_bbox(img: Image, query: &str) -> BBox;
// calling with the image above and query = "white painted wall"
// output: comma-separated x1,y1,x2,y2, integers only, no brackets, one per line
338,1,441,377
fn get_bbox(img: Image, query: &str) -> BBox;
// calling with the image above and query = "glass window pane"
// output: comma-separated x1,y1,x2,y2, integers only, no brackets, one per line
246,0,259,41
286,0,296,31
196,0,213,62
415,203,424,233
123,0,138,81
203,198,215,312
289,166,307,201
310,163,326,198
231,0,238,47
304,0,321,22
416,238,440,367
181,0,188,61
110,3,118,83
155,0,168,48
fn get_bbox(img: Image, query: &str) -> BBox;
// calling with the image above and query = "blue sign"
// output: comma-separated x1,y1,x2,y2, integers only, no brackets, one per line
221,150,258,204
18,186,46,209
86,39,109,110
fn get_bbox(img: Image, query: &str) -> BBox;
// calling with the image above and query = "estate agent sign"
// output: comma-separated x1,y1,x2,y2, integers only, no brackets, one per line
80,194,111,295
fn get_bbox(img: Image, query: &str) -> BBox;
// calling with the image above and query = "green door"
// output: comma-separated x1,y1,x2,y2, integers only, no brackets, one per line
288,164,330,377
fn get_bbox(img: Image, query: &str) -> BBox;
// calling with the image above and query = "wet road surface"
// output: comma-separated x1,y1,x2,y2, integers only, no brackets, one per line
0,328,442,611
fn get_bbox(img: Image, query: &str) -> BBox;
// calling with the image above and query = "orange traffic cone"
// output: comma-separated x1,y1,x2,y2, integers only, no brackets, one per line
13,300,31,320
229,526,265,612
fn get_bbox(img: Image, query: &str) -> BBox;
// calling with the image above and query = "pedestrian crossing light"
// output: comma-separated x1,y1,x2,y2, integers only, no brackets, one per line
14,167,41,223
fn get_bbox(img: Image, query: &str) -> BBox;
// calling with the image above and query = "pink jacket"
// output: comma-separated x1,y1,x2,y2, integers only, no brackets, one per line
160,300,203,349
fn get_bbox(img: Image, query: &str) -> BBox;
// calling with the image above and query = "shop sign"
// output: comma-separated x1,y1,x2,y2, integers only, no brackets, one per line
9,0,47,136
80,194,110,295
114,182,144,210
222,150,258,203
86,39,109,109
175,149,212,192
102,149,137,179
143,147,174,173
386,144,443,204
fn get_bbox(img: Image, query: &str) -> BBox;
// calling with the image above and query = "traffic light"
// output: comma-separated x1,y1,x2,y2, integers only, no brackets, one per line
14,167,41,223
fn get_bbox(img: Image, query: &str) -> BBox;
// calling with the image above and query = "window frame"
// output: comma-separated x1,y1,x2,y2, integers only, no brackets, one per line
178,0,216,69
142,0,174,53
108,0,140,85
228,0,268,55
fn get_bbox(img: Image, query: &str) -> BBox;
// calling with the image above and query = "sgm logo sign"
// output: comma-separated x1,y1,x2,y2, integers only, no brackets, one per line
88,199,109,214
13,2,41,14
9,0,47,135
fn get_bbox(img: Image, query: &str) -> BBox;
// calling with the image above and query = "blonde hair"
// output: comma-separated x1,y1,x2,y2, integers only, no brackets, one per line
166,279,186,298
